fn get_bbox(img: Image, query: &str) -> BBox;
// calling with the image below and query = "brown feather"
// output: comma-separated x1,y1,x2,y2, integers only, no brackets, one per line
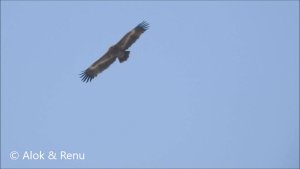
80,21,149,82
80,50,116,82
116,21,149,50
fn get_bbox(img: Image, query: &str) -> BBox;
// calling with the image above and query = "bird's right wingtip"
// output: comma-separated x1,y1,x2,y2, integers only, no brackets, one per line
138,21,150,31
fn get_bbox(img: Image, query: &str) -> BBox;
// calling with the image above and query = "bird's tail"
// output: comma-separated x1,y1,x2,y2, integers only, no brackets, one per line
118,51,130,63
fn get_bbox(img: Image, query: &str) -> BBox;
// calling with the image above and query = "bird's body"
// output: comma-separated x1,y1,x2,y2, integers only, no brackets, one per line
80,21,149,82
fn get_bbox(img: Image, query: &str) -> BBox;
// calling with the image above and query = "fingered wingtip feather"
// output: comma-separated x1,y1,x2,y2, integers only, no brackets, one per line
79,70,94,83
138,21,150,30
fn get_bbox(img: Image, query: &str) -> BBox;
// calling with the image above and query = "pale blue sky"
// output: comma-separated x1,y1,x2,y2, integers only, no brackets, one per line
1,1,299,168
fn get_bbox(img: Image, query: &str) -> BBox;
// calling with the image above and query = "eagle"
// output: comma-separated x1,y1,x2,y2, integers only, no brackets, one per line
80,21,149,82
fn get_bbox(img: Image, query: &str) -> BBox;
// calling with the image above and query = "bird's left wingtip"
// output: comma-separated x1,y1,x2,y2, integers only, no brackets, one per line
80,71,94,83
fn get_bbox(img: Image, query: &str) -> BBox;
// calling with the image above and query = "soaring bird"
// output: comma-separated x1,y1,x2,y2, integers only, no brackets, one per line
80,21,149,82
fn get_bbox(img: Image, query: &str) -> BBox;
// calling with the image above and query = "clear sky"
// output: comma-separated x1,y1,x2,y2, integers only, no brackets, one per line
1,1,299,168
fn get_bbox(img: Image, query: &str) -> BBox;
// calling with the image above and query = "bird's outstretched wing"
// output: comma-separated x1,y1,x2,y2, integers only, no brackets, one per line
80,21,149,83
80,51,116,82
115,21,149,51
